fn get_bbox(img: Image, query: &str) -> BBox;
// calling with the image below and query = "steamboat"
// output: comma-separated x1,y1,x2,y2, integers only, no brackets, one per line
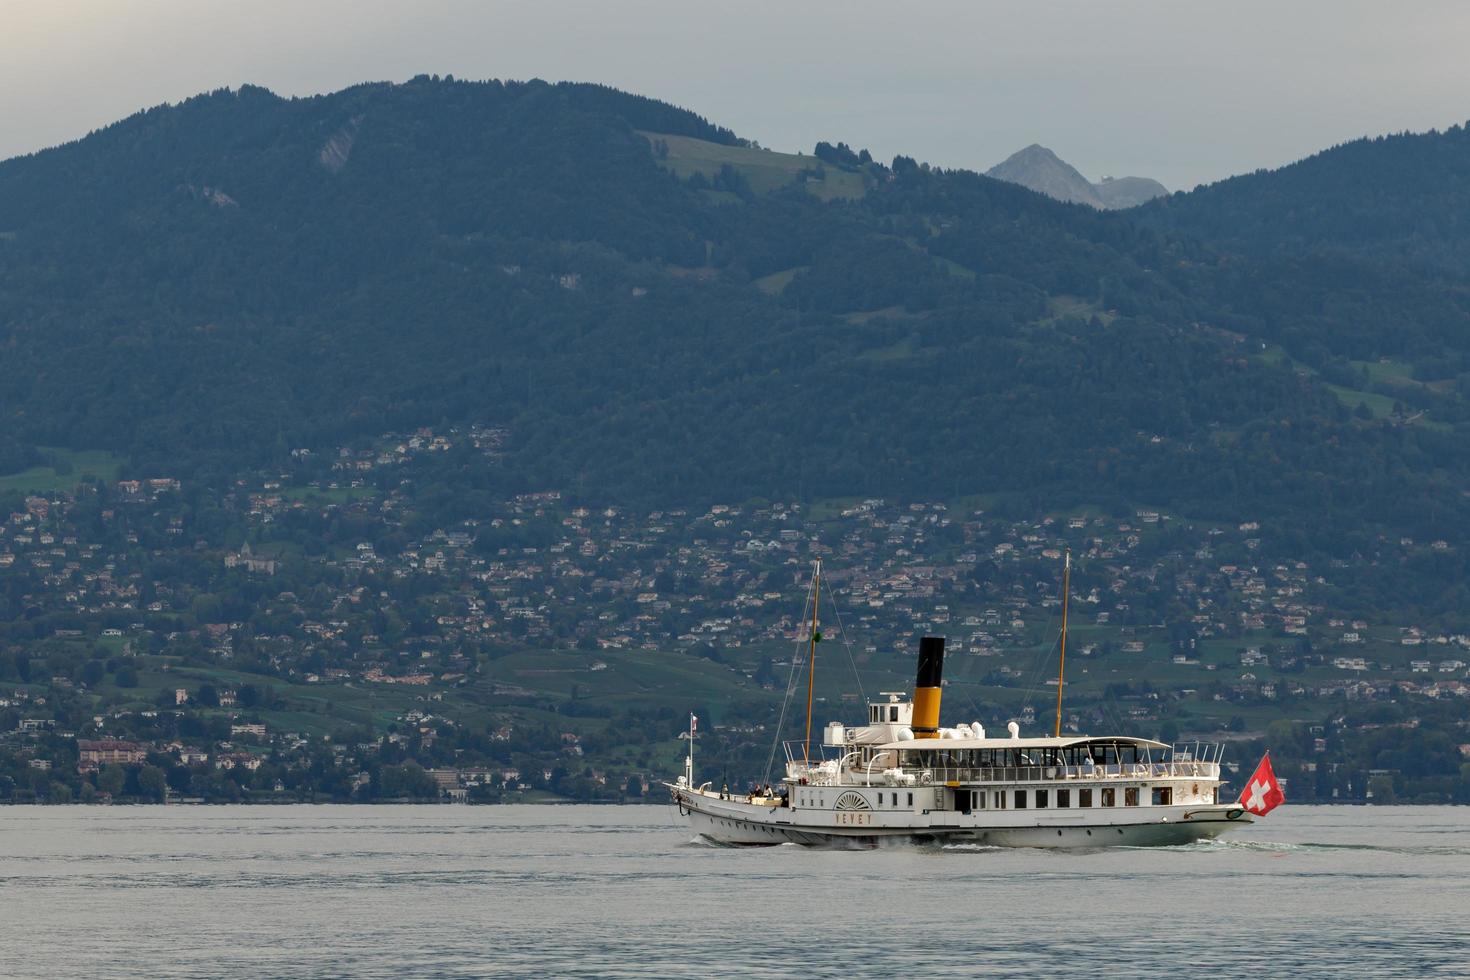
670,556,1277,847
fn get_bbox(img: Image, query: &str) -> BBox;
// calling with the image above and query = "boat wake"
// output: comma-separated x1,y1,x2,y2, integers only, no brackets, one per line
1111,836,1470,858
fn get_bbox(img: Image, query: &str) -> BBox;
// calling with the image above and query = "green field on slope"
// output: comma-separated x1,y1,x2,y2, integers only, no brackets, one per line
0,449,126,493
641,131,866,200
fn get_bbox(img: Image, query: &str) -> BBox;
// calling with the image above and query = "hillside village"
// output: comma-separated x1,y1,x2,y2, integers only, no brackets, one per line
2,427,1469,805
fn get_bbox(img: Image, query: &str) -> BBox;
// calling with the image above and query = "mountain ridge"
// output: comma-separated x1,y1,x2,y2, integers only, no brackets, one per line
1133,123,1470,274
985,143,1167,209
0,78,1468,565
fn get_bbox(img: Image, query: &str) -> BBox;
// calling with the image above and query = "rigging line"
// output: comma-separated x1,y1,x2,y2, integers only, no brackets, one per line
1015,568,1067,716
951,674,986,729
940,636,991,727
763,570,818,787
1017,632,1060,713
1053,551,1072,739
1081,670,1126,737
1096,699,1127,741
802,560,822,764
1100,688,1131,734
764,585,811,784
1015,608,1062,717
824,578,866,707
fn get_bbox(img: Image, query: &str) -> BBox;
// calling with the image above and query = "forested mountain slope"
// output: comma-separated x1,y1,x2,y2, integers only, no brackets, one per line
1136,124,1470,275
1,77,1468,556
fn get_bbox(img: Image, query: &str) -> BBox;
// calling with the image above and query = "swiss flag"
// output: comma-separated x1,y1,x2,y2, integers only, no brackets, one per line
1238,752,1285,816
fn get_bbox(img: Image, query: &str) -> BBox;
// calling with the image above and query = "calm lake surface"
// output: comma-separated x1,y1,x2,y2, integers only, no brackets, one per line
1,804,1465,978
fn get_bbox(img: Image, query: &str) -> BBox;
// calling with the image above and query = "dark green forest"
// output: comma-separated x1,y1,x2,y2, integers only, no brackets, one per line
3,80,1470,804
1,76,1468,574
1137,124,1470,275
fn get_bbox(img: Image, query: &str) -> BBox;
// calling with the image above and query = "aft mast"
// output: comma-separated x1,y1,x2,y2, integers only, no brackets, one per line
803,559,822,764
684,712,697,786
1054,548,1072,738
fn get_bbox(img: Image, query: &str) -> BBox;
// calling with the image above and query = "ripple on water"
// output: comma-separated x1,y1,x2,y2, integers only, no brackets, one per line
1,804,1467,979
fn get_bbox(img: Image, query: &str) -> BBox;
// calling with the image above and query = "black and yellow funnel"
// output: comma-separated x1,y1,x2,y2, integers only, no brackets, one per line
912,636,945,738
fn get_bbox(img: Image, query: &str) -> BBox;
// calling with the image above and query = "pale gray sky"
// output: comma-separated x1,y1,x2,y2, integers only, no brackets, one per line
3,0,1468,190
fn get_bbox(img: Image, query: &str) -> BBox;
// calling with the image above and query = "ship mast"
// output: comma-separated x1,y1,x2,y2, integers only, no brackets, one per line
1054,548,1071,738
803,559,822,763
684,712,696,786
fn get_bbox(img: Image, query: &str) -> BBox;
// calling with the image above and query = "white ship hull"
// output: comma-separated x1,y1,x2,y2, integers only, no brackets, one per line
667,606,1274,851
673,787,1253,848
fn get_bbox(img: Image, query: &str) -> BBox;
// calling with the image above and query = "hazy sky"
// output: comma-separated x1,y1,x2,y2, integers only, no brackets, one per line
3,1,1468,190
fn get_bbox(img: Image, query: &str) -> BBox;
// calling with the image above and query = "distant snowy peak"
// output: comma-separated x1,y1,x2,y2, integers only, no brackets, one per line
986,144,1167,209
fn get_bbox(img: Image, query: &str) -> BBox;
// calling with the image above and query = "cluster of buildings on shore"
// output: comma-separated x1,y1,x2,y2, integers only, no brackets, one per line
2,678,634,802
4,426,1470,798
5,428,1470,694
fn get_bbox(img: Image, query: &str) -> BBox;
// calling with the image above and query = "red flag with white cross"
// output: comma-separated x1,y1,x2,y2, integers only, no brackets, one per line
1239,752,1285,816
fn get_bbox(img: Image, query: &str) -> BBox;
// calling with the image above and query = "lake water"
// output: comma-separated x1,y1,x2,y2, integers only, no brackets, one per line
1,804,1465,978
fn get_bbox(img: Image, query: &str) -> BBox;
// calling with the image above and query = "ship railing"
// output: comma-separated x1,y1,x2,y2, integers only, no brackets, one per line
1170,741,1225,766
901,761,1221,784
782,740,844,785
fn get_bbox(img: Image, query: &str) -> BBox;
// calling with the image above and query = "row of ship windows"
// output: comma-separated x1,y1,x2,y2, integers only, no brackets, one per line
797,793,915,808
961,786,1172,810
795,787,1177,810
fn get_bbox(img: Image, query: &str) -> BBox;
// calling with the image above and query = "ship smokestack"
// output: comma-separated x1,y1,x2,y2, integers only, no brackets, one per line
912,636,945,738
